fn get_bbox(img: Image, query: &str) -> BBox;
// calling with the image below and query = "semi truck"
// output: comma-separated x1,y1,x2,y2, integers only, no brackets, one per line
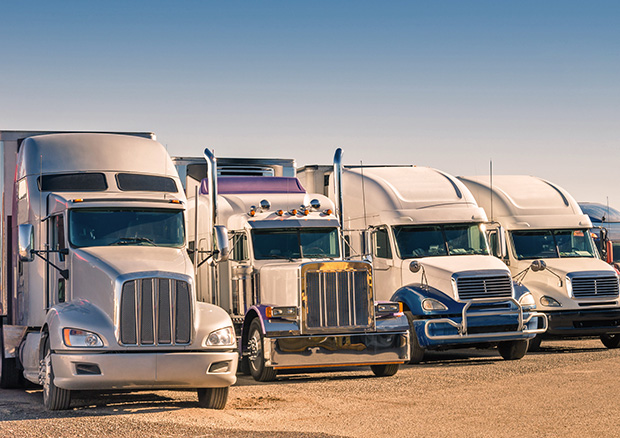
459,175,620,350
174,151,410,382
0,131,237,410
579,202,620,271
297,154,546,363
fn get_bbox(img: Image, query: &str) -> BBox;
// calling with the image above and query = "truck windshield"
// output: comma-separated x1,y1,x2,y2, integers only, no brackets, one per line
69,208,185,248
393,224,489,258
252,228,340,260
511,229,596,259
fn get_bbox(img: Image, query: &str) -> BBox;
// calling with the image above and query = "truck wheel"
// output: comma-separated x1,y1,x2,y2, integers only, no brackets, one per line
498,340,528,360
404,311,425,364
527,335,543,352
600,334,620,349
0,321,23,389
41,338,71,410
247,319,277,382
197,387,229,409
370,363,399,377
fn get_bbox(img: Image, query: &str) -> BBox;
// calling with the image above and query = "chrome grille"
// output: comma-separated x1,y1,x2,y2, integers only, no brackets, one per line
303,266,374,333
456,275,513,300
120,278,192,345
571,276,619,299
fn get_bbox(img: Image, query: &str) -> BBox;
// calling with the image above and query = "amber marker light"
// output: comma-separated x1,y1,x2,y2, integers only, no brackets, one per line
248,209,256,217
303,209,309,216
324,209,333,215
169,199,182,204
276,209,284,216
73,199,84,203
266,306,273,318
290,209,298,215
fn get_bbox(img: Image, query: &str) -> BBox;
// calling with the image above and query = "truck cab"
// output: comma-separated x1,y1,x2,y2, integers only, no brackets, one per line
459,175,620,350
177,151,410,382
0,132,237,410
298,158,547,363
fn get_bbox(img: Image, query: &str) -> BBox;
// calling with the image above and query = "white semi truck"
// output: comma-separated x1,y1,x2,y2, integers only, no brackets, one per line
0,131,237,410
459,175,620,350
298,155,546,363
174,151,410,382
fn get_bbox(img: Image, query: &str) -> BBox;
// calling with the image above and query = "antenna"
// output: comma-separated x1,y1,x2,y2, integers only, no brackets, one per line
360,161,368,230
490,160,494,221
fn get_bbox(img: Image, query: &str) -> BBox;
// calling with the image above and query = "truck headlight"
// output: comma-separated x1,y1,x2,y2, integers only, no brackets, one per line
206,327,236,346
376,302,403,315
540,296,562,307
518,292,536,309
422,299,448,311
63,328,104,348
266,306,298,319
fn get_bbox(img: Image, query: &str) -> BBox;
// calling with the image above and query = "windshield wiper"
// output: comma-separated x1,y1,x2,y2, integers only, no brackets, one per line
110,237,157,246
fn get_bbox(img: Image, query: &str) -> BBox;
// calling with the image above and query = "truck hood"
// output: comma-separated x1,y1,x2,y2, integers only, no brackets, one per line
400,255,511,300
70,246,192,319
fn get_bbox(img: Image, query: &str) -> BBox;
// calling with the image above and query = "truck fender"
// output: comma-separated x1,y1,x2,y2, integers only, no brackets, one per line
512,281,533,301
240,307,263,354
391,284,460,317
194,301,237,345
43,300,114,354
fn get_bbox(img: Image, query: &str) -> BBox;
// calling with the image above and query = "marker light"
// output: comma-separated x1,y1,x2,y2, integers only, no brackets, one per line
303,209,309,216
276,209,284,216
169,199,182,204
290,209,298,215
248,208,256,217
323,209,333,215
73,199,84,203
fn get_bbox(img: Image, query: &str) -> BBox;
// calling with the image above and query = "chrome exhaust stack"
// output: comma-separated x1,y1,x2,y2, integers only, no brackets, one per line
204,148,218,226
333,148,344,231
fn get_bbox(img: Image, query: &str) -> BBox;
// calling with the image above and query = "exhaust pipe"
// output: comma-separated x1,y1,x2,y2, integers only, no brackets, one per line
204,148,218,226
333,148,344,231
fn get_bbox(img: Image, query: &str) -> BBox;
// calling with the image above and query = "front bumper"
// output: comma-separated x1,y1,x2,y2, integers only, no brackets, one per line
544,308,620,337
52,350,238,391
416,299,548,348
265,332,409,369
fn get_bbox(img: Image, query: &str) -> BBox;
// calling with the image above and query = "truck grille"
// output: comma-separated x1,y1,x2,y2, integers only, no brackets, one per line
120,278,192,345
456,275,513,300
302,262,374,334
571,276,619,299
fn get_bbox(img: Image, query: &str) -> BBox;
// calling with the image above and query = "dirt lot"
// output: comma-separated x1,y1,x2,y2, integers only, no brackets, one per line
1,338,619,437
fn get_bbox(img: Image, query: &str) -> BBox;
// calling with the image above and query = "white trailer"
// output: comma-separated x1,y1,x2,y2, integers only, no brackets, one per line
298,157,546,362
0,131,237,410
459,175,620,350
174,151,410,382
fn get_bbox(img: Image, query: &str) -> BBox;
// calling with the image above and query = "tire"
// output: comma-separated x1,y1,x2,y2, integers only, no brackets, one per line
498,340,528,360
404,311,425,364
247,319,277,382
600,334,620,349
370,363,399,377
527,335,543,352
0,321,23,389
197,387,229,409
237,356,251,376
41,337,71,410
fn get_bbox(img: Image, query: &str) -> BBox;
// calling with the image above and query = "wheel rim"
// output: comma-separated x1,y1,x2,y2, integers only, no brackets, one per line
41,351,51,404
248,328,262,372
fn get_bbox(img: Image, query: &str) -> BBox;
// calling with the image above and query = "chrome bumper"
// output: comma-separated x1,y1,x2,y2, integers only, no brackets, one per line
51,351,238,390
265,332,409,369
424,298,549,341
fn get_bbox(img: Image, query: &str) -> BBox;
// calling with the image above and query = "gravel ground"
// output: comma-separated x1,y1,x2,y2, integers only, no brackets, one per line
1,338,619,437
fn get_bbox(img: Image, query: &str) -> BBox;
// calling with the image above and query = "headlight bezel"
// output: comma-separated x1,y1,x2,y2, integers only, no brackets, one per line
62,328,104,348
205,326,236,347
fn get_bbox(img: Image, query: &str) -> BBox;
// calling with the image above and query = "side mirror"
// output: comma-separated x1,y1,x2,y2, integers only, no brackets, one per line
214,225,229,262
409,260,422,273
530,259,546,272
497,226,507,259
18,224,34,262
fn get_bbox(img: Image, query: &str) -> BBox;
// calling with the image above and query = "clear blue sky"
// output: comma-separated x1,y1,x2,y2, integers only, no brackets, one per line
1,1,619,207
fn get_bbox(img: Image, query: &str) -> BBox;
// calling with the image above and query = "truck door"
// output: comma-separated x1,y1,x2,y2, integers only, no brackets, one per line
372,226,399,300
46,214,68,307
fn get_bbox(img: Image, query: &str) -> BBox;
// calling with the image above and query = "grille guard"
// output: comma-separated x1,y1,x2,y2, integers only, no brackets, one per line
423,297,548,340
